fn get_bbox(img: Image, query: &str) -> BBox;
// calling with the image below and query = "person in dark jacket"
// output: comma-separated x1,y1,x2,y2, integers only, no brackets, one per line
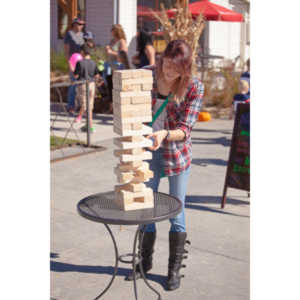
132,27,155,68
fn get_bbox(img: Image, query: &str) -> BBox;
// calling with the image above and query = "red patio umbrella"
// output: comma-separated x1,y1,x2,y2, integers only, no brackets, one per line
167,0,244,22
137,5,161,19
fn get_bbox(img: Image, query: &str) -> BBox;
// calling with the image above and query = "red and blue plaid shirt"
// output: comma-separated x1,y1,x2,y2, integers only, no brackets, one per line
146,65,204,176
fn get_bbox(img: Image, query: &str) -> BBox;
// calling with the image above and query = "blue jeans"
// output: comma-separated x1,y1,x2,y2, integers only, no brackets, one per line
67,72,77,110
144,148,191,233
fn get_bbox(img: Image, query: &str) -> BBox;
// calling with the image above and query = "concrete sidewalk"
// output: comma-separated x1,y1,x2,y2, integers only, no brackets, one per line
50,118,250,300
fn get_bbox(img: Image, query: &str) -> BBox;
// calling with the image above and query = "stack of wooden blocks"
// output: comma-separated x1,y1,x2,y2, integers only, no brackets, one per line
113,69,154,211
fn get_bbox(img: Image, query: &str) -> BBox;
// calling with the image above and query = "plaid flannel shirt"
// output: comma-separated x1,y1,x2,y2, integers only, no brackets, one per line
146,65,204,176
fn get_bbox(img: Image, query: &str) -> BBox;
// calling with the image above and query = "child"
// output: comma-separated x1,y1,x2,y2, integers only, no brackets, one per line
73,43,100,133
230,79,250,119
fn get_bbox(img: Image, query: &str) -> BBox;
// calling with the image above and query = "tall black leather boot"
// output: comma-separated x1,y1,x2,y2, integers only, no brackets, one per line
125,231,156,281
166,232,190,291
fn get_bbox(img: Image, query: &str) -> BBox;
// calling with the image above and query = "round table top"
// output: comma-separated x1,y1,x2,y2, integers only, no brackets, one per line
77,191,182,226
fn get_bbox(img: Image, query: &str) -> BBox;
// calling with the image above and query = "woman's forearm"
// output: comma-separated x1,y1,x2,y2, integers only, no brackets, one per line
109,50,118,58
164,129,185,142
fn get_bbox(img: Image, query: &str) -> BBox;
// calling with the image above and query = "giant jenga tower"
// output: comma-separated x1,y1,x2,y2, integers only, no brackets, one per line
113,69,154,211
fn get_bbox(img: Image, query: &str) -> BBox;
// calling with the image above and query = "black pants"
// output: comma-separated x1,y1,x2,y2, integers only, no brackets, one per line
106,74,113,103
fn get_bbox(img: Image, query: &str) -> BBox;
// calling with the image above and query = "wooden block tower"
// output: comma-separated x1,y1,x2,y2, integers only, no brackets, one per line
113,69,154,211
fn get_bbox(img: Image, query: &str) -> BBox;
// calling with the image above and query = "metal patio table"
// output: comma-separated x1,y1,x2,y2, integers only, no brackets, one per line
77,191,182,300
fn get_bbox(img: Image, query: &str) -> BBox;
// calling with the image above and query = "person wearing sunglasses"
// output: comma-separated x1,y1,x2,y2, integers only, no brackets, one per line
64,18,85,114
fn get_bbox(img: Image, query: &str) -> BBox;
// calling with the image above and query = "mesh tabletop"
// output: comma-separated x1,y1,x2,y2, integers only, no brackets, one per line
77,191,182,225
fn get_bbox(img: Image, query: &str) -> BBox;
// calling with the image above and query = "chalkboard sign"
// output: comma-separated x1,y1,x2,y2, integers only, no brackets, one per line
221,103,250,208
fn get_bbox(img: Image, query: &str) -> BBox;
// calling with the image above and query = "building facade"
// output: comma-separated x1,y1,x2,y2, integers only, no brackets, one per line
50,0,137,60
50,0,250,67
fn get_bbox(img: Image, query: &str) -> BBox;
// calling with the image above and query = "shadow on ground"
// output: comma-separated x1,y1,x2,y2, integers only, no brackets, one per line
192,158,228,166
93,114,113,125
50,261,166,288
185,195,249,218
192,128,233,135
191,136,231,147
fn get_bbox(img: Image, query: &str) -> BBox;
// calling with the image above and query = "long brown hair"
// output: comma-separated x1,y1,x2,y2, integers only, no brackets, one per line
156,40,192,101
111,24,127,41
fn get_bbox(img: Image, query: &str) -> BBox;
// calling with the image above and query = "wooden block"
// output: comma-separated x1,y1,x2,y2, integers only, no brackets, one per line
113,77,153,85
132,169,154,183
114,137,153,149
127,161,143,168
142,83,153,91
114,189,154,210
114,168,134,184
115,182,146,193
113,124,153,137
114,148,144,157
134,192,154,203
113,77,153,90
116,115,152,124
113,83,142,92
113,116,144,131
114,198,154,211
131,96,152,104
114,90,151,98
121,136,144,142
114,188,154,210
116,161,143,172
113,69,152,80
131,123,143,130
138,69,153,78
113,121,132,131
137,161,150,171
133,69,153,78
131,69,145,79
119,151,152,163
113,70,132,80
113,92,131,105
113,102,151,113
114,108,151,119
132,188,154,203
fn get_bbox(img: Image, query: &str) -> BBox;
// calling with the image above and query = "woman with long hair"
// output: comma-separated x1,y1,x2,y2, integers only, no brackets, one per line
126,40,204,291
132,27,155,68
105,24,128,112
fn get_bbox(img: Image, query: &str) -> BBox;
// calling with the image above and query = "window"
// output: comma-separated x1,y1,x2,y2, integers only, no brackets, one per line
58,4,69,39
57,0,86,39
77,0,86,20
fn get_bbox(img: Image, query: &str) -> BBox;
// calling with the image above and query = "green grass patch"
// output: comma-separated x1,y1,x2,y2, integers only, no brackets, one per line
51,135,83,150
50,50,69,74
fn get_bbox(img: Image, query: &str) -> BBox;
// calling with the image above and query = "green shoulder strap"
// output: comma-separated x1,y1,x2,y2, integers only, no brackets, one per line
148,95,169,127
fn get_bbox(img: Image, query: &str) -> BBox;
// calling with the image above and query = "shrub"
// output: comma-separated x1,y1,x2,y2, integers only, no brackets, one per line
50,50,69,74
202,67,241,108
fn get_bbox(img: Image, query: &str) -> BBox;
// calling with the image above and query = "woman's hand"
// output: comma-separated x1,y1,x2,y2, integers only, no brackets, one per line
146,130,168,151
105,45,112,54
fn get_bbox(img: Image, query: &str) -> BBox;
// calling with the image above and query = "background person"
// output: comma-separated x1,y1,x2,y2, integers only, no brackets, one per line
64,18,85,114
73,44,100,133
230,79,250,119
105,24,128,113
132,27,155,68
126,40,204,291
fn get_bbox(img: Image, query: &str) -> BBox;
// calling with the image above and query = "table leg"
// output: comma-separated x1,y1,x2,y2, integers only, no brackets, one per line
94,224,119,300
132,225,162,300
